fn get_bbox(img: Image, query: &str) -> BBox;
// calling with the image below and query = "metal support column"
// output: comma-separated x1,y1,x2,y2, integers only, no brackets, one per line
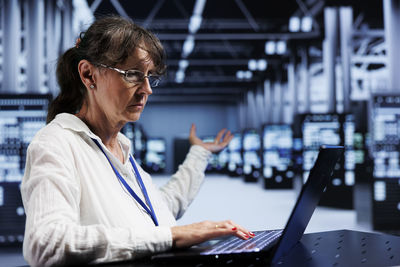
324,7,339,113
238,101,246,130
278,82,285,124
264,80,272,124
2,0,20,93
273,82,281,124
0,0,3,90
275,69,284,124
256,86,266,125
281,83,290,124
61,0,74,51
246,90,258,129
383,0,400,90
27,0,45,93
288,56,297,122
339,7,353,112
300,47,310,113
45,0,60,94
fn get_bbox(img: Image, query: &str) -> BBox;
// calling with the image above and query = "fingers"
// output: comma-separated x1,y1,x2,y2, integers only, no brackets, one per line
191,125,233,146
188,125,234,152
213,220,255,240
214,129,233,147
213,130,233,150
189,124,203,146
171,220,254,248
189,123,196,138
220,130,234,146
214,128,227,144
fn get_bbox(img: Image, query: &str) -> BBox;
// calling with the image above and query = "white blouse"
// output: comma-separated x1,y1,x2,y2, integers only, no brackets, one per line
21,113,211,267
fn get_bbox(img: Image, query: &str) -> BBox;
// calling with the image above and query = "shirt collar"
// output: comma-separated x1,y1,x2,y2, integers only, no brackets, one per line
52,113,132,152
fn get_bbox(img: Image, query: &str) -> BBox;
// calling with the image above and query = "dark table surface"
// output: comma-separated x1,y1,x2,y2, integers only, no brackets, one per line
93,229,400,267
8,229,400,267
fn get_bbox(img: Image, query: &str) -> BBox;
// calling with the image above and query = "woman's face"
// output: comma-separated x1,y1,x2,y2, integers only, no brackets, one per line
93,46,155,126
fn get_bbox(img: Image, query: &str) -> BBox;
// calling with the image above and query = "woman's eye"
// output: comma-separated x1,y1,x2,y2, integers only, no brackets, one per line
126,72,141,81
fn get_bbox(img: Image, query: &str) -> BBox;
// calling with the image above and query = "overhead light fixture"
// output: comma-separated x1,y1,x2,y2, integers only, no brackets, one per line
265,41,276,55
175,69,185,83
248,59,257,71
179,59,189,69
236,70,253,80
189,14,202,34
301,16,313,32
257,59,267,71
182,35,195,58
193,0,207,15
276,41,286,55
236,70,244,80
289,17,300,32
244,71,253,79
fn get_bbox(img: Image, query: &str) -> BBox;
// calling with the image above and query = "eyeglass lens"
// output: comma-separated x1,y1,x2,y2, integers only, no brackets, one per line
125,71,160,87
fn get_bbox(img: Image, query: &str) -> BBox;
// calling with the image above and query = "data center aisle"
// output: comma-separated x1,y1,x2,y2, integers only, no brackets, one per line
153,174,371,234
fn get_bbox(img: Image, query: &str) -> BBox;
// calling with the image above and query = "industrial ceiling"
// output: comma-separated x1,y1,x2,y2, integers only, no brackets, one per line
87,0,384,103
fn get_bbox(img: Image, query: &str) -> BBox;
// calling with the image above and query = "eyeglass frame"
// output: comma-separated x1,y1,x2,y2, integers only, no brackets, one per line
96,63,162,87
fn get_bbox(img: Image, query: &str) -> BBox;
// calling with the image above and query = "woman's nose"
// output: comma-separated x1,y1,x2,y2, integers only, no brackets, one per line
140,78,153,95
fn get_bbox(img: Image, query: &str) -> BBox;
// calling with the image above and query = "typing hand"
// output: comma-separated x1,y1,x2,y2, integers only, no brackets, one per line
171,220,255,248
189,124,233,153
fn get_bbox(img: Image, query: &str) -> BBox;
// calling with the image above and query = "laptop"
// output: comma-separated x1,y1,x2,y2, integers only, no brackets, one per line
151,145,344,265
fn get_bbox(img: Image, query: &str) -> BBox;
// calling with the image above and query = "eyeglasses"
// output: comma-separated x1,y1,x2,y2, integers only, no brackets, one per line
97,63,161,87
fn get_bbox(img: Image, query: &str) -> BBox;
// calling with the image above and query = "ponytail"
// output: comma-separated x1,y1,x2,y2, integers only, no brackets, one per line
46,48,86,123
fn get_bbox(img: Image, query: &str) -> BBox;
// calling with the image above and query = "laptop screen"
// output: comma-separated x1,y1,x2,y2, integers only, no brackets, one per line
272,145,343,263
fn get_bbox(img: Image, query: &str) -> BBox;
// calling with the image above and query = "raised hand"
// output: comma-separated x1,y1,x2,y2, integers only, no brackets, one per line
188,124,234,153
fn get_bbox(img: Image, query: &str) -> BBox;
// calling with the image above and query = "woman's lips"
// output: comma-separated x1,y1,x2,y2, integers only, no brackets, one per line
129,103,144,110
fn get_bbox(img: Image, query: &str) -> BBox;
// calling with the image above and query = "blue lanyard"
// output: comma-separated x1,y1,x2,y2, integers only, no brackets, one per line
92,139,159,226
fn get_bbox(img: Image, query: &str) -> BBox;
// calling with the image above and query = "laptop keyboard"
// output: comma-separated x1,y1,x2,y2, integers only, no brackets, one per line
201,229,283,255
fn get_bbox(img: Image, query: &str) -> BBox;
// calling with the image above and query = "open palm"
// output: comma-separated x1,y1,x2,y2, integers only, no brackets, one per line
188,124,234,153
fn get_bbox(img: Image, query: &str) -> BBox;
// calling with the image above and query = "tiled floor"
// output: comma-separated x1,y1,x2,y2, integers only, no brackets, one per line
1,174,375,267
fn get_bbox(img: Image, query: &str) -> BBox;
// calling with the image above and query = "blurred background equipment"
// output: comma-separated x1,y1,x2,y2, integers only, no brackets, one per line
262,124,294,189
0,94,52,245
144,137,167,173
242,128,262,183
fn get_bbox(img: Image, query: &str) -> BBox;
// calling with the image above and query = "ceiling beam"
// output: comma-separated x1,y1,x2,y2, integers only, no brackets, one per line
165,76,257,83
234,0,259,31
110,0,129,19
146,19,281,30
147,95,240,103
143,0,165,28
166,58,286,66
156,31,321,40
352,29,384,38
155,87,247,94
90,0,102,13
352,55,386,65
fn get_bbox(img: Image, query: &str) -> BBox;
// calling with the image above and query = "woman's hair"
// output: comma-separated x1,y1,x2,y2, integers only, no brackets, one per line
46,15,166,123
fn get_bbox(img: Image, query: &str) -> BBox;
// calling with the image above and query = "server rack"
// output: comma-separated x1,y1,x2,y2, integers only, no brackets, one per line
227,133,243,177
366,94,400,231
0,94,52,246
262,124,294,189
242,129,262,183
300,113,356,209
143,138,167,174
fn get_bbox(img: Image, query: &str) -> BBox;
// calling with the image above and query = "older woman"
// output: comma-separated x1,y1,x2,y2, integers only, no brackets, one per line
21,15,253,267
